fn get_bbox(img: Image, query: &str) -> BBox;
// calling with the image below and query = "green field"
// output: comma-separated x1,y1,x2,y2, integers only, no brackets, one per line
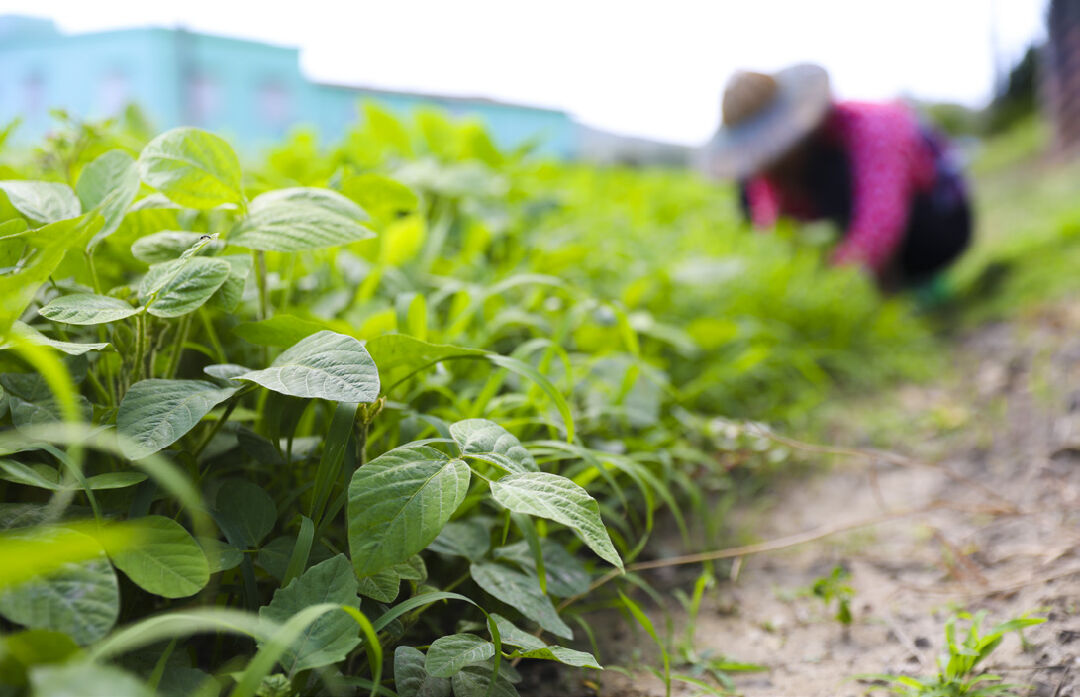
0,106,1074,697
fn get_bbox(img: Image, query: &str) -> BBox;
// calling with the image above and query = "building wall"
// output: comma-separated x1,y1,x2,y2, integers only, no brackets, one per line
172,31,309,145
0,25,175,141
0,16,578,158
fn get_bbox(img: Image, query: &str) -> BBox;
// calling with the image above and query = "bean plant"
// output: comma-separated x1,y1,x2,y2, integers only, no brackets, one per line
0,106,932,697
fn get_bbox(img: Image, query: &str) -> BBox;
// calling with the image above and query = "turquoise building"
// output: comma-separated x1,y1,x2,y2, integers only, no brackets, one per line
0,15,578,158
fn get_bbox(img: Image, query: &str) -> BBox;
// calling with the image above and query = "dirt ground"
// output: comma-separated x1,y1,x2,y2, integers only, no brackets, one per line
527,301,1080,697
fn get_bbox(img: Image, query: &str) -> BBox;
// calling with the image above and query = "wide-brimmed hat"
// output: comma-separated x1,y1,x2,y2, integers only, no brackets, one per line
710,63,832,179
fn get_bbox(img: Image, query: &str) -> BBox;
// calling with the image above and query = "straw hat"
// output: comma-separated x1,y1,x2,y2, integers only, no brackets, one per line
710,63,832,179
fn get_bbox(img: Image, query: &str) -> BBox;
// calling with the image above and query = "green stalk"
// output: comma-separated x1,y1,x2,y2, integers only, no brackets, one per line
192,399,240,464
131,312,146,384
165,314,194,378
84,366,112,406
254,250,270,321
85,250,102,294
199,307,226,364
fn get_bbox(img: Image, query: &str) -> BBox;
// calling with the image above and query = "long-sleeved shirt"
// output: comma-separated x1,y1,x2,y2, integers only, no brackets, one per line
743,100,938,275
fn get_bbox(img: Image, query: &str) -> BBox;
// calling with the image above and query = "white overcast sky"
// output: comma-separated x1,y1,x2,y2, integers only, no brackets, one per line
0,0,1050,145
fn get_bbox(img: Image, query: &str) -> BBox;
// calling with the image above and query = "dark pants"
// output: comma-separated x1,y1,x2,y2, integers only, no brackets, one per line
890,139,973,287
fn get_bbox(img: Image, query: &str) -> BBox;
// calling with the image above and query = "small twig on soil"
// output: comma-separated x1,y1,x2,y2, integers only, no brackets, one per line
897,564,1080,598
981,664,1071,673
557,503,949,613
930,527,989,586
1053,666,1071,697
745,424,1024,513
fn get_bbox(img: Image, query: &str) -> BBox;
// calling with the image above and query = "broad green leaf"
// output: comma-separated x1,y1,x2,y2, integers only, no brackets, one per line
29,662,153,697
0,504,51,531
258,555,360,675
104,516,209,599
203,363,251,381
232,315,327,348
356,567,401,603
137,127,244,209
236,330,379,402
154,663,214,697
395,555,428,582
489,472,622,570
469,562,572,639
0,529,119,645
490,613,545,651
84,472,148,490
0,216,98,335
198,537,243,574
365,334,486,393
76,149,140,247
516,645,602,669
0,181,80,225
117,379,239,459
0,217,28,237
141,256,230,318
212,480,277,548
128,192,181,212
2,321,109,355
342,173,419,221
425,633,495,678
38,293,140,325
494,540,590,598
450,665,519,697
2,372,92,428
0,629,81,688
0,230,27,268
206,254,252,312
1,372,65,405
428,519,491,561
348,445,470,577
0,523,139,591
395,646,451,697
256,537,297,581
0,463,146,492
449,419,537,474
363,101,414,156
131,230,220,263
229,187,374,252
0,461,62,490
381,214,427,265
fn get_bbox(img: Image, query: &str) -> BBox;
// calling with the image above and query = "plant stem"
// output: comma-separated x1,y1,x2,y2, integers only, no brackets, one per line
165,314,193,378
199,308,226,364
85,250,102,294
254,250,270,321
192,399,239,464
131,312,147,384
355,419,369,467
84,366,112,406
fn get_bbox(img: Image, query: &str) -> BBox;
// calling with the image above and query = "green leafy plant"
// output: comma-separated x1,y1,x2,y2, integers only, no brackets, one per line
808,564,855,625
865,611,1045,696
0,106,936,696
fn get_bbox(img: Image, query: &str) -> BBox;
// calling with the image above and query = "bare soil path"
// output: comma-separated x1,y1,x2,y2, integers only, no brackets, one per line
567,302,1080,697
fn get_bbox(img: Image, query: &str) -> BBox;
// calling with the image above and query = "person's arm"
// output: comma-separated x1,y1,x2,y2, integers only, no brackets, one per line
830,111,916,274
743,177,779,228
